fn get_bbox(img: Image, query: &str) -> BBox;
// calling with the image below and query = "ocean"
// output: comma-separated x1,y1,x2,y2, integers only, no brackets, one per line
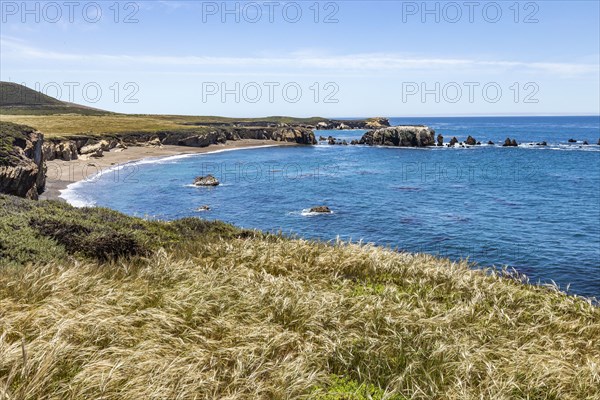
63,116,600,298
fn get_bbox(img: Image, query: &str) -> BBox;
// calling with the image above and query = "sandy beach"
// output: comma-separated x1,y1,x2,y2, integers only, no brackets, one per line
40,140,297,201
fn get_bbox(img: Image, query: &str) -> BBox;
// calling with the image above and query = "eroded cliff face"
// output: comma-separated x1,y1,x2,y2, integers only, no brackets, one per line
0,122,46,199
359,126,436,147
42,126,317,162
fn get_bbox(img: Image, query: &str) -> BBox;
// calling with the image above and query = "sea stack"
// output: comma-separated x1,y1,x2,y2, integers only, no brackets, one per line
194,175,220,186
359,126,435,147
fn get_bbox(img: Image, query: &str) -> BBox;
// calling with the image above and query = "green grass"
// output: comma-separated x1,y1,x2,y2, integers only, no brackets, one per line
0,195,599,399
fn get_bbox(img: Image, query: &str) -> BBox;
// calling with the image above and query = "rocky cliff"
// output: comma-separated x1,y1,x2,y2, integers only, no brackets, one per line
0,122,46,199
359,126,436,147
42,126,317,162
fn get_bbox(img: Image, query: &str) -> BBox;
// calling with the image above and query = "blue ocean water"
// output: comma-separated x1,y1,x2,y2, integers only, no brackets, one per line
65,116,600,298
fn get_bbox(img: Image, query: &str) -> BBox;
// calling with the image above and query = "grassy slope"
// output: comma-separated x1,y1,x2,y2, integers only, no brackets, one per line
0,195,599,399
0,114,329,139
0,82,329,138
0,82,110,116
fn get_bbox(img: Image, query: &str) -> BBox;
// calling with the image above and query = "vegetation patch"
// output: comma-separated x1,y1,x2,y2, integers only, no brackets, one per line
0,195,599,399
0,121,36,166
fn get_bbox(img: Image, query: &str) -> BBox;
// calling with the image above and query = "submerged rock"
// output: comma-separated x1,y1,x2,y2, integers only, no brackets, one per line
309,206,332,213
196,205,211,212
194,175,220,186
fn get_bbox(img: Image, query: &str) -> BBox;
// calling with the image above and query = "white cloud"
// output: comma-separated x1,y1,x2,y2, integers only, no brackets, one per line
1,36,598,76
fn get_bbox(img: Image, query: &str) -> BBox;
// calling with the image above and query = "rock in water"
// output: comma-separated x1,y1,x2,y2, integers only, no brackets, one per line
568,138,577,143
437,134,444,146
449,137,459,147
194,175,220,186
487,141,495,145
503,138,518,147
465,135,477,146
359,126,435,147
583,141,589,145
196,205,211,212
309,206,332,213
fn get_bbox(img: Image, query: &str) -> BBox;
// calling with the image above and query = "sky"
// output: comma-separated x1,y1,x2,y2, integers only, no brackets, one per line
1,0,599,117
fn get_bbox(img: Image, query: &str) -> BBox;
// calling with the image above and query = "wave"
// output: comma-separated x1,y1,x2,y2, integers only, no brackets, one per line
299,209,335,217
59,180,97,208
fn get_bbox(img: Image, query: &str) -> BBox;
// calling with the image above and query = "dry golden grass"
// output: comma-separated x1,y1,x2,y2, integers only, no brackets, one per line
0,114,198,137
0,114,327,138
1,235,599,399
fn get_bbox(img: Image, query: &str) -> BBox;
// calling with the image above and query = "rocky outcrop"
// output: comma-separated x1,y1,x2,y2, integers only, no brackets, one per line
162,131,227,147
309,206,332,213
40,126,316,162
194,175,220,186
437,134,444,146
0,122,46,200
160,127,316,147
449,137,459,147
503,138,519,147
465,136,477,146
315,117,390,130
43,141,78,161
80,140,110,155
359,126,435,147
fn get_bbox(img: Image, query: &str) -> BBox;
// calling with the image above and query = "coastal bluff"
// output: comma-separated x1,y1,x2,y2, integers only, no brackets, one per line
359,125,436,147
0,121,46,199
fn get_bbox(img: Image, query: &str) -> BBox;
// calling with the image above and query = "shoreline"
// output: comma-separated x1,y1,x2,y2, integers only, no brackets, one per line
41,140,298,202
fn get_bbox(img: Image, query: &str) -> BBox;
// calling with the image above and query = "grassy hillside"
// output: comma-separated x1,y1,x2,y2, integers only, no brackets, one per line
0,195,598,399
0,82,110,116
0,114,328,139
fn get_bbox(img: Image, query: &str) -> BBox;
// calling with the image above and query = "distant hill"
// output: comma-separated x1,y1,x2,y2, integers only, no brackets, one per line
0,81,110,115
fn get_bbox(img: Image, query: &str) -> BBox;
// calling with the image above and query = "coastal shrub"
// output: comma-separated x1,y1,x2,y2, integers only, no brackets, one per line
30,216,147,261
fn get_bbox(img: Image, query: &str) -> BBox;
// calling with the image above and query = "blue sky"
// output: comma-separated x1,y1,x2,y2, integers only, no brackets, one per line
1,0,599,117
